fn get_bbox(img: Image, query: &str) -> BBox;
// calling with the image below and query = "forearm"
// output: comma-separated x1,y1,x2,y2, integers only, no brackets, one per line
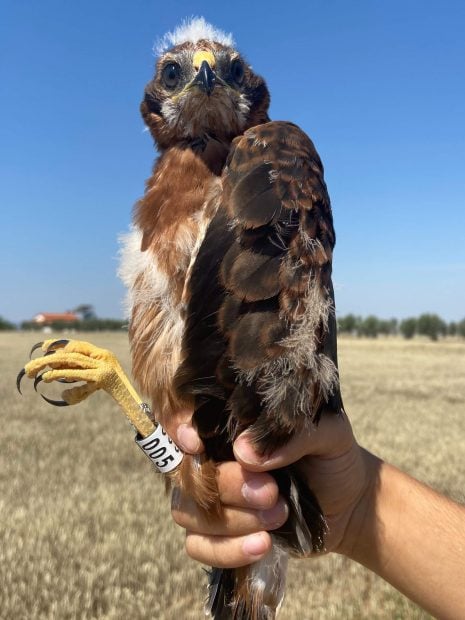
343,449,465,619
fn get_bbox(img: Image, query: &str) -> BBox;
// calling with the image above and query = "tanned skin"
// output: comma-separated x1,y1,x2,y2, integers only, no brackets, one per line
166,411,465,620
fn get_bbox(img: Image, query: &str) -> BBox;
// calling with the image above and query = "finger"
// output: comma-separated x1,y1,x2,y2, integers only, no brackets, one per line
233,411,354,472
216,461,279,510
185,531,272,568
162,409,204,454
176,423,204,454
172,491,288,537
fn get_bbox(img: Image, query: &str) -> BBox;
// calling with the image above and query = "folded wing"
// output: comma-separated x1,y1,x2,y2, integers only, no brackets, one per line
176,121,343,457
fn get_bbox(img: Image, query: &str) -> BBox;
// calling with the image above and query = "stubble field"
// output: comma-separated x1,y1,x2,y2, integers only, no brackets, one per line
1,331,464,619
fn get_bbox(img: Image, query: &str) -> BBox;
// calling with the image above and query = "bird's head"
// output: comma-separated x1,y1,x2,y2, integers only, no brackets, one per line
141,18,270,150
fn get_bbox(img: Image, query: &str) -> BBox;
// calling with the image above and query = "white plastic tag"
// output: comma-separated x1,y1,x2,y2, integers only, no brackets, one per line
135,424,183,473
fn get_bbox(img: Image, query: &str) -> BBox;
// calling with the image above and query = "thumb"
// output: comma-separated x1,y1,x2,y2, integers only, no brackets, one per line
161,408,205,455
233,412,353,472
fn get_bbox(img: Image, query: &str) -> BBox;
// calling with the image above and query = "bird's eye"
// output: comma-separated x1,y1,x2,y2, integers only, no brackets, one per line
231,59,244,85
161,62,181,89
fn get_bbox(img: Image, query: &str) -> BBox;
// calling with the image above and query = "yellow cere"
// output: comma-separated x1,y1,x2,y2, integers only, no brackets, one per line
192,50,216,70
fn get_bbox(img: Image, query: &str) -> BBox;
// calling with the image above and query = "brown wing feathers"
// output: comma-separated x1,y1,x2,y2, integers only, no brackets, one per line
172,125,343,595
176,122,341,459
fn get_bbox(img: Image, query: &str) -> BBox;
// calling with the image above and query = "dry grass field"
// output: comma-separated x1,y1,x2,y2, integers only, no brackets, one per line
1,332,464,619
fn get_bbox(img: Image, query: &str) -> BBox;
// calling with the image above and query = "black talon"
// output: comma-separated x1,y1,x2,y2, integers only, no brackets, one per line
16,368,26,394
33,373,44,392
41,394,69,407
34,372,75,398
46,339,69,353
29,342,44,358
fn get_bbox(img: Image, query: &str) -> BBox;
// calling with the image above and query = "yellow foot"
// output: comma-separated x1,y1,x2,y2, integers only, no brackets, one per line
17,339,155,437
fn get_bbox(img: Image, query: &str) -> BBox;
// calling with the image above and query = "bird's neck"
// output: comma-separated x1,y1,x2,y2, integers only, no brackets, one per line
187,135,232,176
135,145,218,255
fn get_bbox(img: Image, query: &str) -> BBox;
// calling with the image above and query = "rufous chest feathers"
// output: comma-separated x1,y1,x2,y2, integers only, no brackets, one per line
119,146,221,418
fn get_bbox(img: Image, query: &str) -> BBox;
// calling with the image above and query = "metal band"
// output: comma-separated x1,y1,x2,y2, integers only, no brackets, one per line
135,424,183,473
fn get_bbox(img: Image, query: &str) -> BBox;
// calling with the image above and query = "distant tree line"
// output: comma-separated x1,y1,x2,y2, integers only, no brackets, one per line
338,313,465,341
2,313,464,341
19,319,128,331
1,304,128,332
0,316,16,331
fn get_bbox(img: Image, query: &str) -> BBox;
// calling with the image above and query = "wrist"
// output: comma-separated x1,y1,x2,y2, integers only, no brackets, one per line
337,452,465,619
336,448,385,561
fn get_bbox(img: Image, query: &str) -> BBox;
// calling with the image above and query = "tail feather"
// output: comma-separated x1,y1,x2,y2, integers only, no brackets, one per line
206,546,288,620
273,465,327,555
205,567,234,619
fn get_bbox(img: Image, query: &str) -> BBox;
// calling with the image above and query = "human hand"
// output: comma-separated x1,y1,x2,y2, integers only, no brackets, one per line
167,411,465,620
168,410,372,567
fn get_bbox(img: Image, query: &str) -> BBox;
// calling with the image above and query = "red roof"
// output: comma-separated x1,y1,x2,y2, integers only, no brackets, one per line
33,312,79,323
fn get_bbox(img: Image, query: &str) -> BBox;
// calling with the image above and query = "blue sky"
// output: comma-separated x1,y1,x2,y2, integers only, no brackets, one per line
1,0,464,323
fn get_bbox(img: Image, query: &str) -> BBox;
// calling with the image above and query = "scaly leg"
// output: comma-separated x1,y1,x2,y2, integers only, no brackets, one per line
17,339,155,437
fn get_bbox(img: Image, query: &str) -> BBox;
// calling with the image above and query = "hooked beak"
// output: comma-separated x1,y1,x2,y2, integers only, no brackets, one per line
193,60,216,96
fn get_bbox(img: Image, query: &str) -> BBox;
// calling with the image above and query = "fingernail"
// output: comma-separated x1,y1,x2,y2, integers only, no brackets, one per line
241,478,274,509
234,435,263,465
259,499,289,528
177,424,201,453
242,533,269,558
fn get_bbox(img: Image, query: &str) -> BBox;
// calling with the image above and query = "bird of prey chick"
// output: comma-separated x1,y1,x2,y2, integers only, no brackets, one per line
119,17,344,619
19,17,345,620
